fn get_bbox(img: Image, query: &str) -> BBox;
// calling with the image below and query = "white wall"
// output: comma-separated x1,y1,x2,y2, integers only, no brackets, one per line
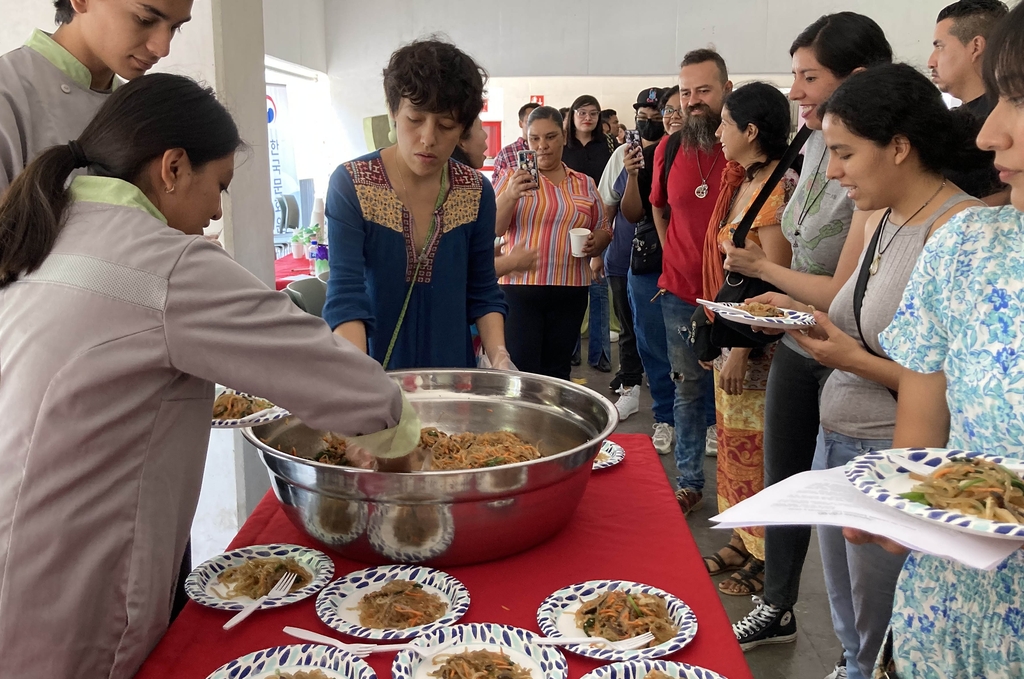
0,2,57,54
263,0,328,72
323,0,950,158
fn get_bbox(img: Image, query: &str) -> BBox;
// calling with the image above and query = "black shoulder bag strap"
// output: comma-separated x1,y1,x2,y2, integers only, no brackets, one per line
732,125,812,248
852,209,898,399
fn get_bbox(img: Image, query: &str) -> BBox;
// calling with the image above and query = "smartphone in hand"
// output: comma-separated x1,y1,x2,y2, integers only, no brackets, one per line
516,149,539,185
624,129,644,168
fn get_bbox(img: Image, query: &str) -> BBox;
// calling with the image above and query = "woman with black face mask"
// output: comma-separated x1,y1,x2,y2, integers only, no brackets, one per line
596,88,666,427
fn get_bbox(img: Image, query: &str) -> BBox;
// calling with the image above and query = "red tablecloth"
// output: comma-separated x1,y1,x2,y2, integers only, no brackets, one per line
136,434,752,679
275,253,314,290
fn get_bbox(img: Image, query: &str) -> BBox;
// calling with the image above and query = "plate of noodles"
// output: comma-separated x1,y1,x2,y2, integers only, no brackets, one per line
580,659,728,679
696,299,815,330
315,565,470,640
536,580,698,661
594,441,625,471
185,544,333,611
391,623,568,679
212,387,290,428
204,644,376,679
845,448,1024,539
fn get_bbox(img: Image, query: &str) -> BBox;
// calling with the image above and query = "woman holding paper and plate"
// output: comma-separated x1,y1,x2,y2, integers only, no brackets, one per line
738,64,983,679
846,6,1024,677
0,74,424,679
493,105,612,379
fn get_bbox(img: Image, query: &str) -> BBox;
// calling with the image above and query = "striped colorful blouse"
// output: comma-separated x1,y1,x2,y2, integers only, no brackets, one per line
493,163,610,286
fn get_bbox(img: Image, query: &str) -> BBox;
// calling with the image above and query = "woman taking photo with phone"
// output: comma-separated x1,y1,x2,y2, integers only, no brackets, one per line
0,73,420,679
493,106,612,379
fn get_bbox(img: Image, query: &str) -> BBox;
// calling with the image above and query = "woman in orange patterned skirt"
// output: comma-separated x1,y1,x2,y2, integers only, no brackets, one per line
698,83,796,596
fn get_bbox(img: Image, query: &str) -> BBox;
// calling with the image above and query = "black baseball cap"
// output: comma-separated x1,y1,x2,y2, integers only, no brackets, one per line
634,87,664,111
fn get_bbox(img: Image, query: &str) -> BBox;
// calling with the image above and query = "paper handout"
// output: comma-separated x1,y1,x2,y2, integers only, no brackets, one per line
711,467,1022,570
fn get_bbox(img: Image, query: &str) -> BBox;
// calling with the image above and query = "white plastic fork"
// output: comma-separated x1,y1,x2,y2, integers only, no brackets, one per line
533,632,656,651
223,571,298,630
282,626,459,657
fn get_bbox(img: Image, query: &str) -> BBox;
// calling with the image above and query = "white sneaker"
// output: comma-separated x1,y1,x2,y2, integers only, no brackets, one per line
706,425,718,457
824,663,847,679
614,385,640,420
652,422,674,455
610,330,620,343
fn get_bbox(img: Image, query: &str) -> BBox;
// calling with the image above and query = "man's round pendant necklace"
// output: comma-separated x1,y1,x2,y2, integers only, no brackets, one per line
694,148,721,199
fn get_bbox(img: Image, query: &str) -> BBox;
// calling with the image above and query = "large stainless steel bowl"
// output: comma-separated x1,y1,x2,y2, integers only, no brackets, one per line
242,369,618,566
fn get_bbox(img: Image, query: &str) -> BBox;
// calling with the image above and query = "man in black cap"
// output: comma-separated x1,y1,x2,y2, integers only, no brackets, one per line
597,87,667,433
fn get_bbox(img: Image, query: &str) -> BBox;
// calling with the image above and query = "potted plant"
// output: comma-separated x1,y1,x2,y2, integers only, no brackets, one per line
290,228,307,259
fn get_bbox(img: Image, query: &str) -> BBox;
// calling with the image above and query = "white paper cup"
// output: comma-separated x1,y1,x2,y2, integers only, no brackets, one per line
569,228,590,258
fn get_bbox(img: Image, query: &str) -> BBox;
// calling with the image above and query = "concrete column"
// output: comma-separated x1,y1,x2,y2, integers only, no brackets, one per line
158,0,275,561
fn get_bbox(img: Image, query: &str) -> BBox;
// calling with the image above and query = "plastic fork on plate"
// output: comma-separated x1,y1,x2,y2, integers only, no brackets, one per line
222,571,298,630
533,632,656,651
282,626,459,657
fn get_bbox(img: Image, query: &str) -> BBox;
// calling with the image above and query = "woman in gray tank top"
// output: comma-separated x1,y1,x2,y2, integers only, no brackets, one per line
757,64,988,679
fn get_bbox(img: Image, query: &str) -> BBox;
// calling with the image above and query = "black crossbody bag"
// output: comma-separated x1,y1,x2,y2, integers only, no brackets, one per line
853,210,898,400
689,126,812,361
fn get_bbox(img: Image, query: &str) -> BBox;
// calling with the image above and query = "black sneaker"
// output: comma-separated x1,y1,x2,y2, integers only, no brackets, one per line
609,374,623,392
571,349,581,367
732,596,797,650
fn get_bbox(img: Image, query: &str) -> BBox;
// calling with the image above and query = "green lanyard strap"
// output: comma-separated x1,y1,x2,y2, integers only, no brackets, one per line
382,168,449,370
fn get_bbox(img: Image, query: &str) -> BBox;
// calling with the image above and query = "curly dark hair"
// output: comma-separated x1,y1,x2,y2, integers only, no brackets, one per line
54,0,74,24
382,37,487,132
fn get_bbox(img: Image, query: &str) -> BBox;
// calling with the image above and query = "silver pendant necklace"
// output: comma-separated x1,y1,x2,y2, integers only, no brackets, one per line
869,180,946,276
694,147,721,199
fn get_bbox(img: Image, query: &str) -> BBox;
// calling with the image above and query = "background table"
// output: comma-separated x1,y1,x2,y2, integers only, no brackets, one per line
136,434,753,679
275,253,314,290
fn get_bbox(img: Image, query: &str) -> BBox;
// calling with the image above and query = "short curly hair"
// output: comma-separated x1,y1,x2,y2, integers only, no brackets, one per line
382,37,487,132
54,0,74,24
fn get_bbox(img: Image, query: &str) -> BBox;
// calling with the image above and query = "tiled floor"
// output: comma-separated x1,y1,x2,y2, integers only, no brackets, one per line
574,341,843,679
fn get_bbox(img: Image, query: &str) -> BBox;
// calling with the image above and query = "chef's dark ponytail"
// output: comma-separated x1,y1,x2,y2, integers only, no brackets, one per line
0,73,241,288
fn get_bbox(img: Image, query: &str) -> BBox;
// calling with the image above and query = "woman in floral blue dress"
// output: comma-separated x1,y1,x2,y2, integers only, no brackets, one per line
852,6,1024,676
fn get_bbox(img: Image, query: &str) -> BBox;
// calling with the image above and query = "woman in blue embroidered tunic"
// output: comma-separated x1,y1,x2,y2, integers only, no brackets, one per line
323,39,509,369
848,7,1024,677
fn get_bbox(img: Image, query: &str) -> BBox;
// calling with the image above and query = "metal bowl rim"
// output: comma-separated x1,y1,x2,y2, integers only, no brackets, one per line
242,368,619,477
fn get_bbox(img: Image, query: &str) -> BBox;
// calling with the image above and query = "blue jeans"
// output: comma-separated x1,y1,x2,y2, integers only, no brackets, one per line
814,430,907,679
587,279,611,366
661,292,715,491
626,271,673,424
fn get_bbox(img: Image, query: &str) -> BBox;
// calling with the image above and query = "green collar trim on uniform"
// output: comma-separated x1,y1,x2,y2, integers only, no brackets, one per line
25,29,118,92
70,176,167,224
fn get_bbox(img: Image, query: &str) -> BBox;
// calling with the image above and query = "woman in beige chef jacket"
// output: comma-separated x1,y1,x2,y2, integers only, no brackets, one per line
0,73,420,679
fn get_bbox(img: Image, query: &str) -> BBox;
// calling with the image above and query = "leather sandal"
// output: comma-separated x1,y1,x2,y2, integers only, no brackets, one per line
719,557,765,596
702,542,749,576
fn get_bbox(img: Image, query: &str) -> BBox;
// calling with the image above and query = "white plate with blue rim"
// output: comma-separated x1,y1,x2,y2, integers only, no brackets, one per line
184,543,334,611
537,580,698,661
580,659,728,679
211,386,291,428
696,299,815,329
392,623,568,679
204,643,376,679
315,564,470,640
594,441,625,471
845,447,1024,540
